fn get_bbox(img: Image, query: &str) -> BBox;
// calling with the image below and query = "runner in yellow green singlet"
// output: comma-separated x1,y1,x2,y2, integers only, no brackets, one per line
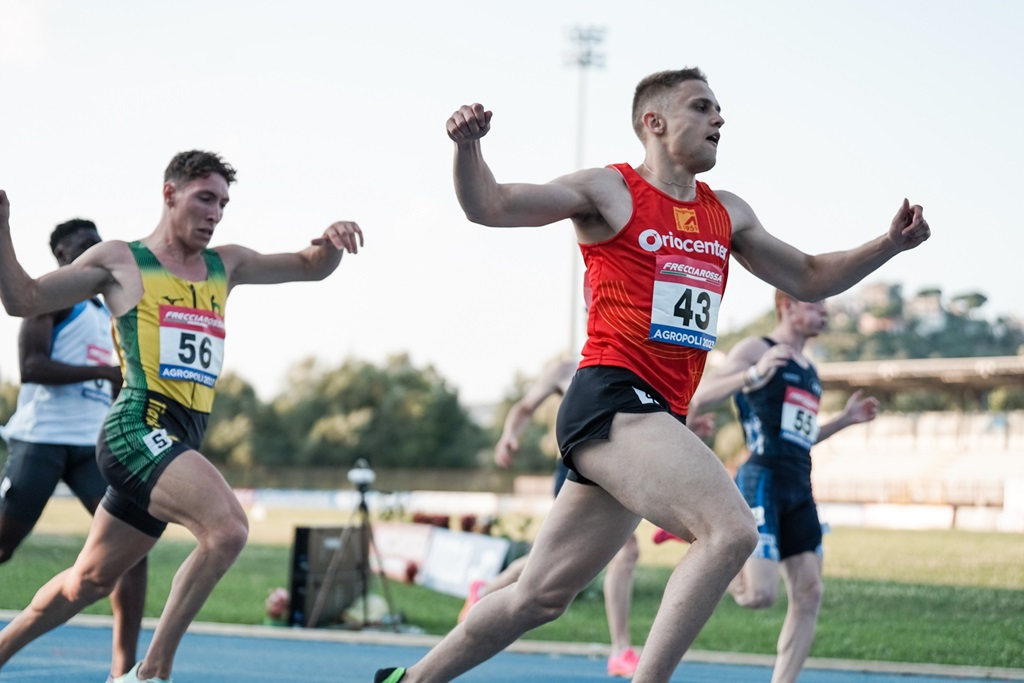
96,241,230,536
0,150,365,683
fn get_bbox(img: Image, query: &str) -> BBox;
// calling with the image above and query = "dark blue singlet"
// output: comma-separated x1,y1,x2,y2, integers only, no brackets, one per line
733,338,825,560
734,338,822,484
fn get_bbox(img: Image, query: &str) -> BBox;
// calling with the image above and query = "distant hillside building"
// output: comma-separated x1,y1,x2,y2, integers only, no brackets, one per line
906,288,946,335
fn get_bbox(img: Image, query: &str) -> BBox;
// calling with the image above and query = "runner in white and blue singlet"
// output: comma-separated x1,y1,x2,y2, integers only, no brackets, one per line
0,219,146,682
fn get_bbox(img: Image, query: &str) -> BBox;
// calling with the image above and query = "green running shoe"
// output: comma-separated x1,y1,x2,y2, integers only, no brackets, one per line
374,667,406,683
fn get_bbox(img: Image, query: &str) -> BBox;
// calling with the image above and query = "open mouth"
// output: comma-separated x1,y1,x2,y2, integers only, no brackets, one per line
706,133,720,146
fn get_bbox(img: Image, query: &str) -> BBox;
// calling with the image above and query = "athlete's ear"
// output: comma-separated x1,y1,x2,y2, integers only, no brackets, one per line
643,112,664,135
162,181,177,208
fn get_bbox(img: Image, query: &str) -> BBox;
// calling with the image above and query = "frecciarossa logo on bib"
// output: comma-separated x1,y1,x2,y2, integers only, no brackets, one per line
637,228,728,263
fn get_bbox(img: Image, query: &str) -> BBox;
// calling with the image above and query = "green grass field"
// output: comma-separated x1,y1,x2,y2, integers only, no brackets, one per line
2,500,1022,669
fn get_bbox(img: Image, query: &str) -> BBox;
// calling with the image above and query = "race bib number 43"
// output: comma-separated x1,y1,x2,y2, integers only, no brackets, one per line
780,386,820,449
158,305,225,388
649,255,724,351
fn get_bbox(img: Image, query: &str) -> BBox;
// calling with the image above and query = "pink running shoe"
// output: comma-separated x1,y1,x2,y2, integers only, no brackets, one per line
457,579,486,623
607,647,639,677
652,528,683,544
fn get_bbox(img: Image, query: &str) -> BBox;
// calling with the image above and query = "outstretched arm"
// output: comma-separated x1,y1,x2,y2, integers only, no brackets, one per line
221,221,363,289
494,360,574,467
816,389,878,443
688,336,792,415
447,104,595,227
0,191,118,317
723,193,931,301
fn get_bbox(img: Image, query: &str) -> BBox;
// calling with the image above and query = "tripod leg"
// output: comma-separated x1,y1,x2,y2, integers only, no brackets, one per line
363,520,401,632
306,513,359,628
359,517,369,627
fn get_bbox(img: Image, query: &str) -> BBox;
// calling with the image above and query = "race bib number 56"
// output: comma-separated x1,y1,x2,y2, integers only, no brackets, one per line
649,254,724,351
158,305,225,388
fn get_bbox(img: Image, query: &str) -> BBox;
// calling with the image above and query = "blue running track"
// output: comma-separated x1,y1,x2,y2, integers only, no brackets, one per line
1,614,1021,682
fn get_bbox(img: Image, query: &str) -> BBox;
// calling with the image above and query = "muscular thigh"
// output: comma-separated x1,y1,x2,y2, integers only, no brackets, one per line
146,450,245,535
572,411,751,541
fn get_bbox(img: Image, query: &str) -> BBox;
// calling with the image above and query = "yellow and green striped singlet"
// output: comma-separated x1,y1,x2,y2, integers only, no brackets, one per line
112,241,228,413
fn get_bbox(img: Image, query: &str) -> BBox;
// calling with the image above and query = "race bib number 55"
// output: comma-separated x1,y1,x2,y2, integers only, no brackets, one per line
649,254,724,351
158,305,225,388
780,386,820,449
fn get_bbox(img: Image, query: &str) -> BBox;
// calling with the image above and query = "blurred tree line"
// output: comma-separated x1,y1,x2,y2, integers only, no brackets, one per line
0,284,1020,474
0,353,491,472
203,354,489,470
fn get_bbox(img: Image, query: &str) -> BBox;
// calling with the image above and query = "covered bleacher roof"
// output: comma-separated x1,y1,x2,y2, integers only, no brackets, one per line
817,355,1024,393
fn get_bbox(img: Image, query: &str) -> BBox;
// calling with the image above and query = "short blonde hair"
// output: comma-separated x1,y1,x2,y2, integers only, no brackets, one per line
631,68,708,140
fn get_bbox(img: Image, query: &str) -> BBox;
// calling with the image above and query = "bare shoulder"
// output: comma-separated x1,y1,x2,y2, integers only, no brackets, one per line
76,239,135,269
212,243,259,273
58,240,142,316
712,189,768,261
711,189,755,227
550,166,625,202
565,166,631,240
584,166,629,201
72,240,137,287
731,334,771,357
719,334,772,369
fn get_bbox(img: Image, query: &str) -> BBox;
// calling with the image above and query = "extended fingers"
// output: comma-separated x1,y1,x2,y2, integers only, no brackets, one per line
334,221,363,253
313,221,364,253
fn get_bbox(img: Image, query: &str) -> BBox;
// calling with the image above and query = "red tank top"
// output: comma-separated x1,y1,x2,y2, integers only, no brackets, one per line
579,163,732,414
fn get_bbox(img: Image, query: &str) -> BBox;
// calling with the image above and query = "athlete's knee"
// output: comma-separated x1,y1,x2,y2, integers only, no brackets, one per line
65,565,120,604
792,574,824,613
205,514,249,566
741,583,779,609
710,515,759,568
509,582,575,628
217,519,249,555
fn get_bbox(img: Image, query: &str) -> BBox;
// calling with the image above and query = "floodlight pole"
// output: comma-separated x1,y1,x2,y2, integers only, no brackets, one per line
566,26,605,357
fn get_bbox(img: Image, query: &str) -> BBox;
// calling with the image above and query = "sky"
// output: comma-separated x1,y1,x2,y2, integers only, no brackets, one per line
0,0,1021,407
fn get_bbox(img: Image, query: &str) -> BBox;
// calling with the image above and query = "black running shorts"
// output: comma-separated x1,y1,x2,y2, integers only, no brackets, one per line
555,365,685,485
97,388,208,537
0,439,106,524
735,463,822,561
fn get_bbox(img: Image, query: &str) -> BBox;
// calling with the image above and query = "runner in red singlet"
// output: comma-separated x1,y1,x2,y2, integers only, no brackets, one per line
374,67,930,683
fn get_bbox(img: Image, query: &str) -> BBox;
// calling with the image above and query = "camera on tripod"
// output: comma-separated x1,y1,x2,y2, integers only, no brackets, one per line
347,458,376,493
293,456,400,630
